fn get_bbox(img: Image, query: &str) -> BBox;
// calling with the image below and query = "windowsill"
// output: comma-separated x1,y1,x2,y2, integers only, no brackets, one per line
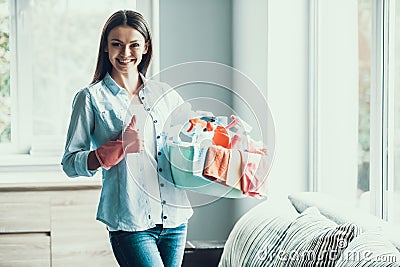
0,153,61,167
0,170,101,184
0,154,101,185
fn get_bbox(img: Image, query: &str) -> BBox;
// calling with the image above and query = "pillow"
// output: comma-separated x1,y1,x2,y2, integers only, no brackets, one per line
335,230,400,267
218,198,298,267
288,192,400,251
272,207,362,267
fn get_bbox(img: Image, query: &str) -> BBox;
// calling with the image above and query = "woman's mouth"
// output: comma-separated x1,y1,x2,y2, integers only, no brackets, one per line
117,58,135,64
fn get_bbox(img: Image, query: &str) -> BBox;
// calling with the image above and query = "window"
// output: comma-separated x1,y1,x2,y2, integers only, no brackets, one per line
0,0,139,160
0,0,10,144
311,0,399,226
349,0,400,224
364,0,400,225
357,0,372,213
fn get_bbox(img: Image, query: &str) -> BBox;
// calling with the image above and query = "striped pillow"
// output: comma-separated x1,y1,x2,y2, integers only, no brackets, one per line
218,200,297,267
289,192,400,252
273,207,361,267
335,230,400,267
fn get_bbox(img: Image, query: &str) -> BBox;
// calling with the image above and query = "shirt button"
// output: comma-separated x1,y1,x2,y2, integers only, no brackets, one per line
156,135,160,139
158,168,163,172
162,200,166,204
148,215,151,219
163,215,168,220
146,108,150,111
158,151,162,156
141,96,145,100
153,120,158,123
160,183,165,187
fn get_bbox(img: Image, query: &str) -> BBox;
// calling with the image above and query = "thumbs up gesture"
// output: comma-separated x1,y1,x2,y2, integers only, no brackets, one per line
122,115,144,153
94,115,144,170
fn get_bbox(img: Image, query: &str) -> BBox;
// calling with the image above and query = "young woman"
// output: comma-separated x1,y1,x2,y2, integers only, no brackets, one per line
61,10,193,267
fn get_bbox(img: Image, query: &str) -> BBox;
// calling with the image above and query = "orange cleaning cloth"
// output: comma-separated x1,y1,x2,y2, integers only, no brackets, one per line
203,145,231,183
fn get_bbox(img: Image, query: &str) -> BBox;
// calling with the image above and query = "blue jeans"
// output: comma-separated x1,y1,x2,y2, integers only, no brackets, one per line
109,223,187,267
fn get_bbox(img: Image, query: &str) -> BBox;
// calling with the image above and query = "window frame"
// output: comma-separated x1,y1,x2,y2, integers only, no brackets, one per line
370,0,399,222
308,0,359,198
382,0,399,222
369,0,386,219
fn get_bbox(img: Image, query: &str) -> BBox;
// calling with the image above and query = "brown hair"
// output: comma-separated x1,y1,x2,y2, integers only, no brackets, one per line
91,10,153,83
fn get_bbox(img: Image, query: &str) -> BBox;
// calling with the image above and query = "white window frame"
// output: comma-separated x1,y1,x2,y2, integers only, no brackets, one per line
369,0,400,221
308,0,320,192
371,0,399,222
308,0,359,199
0,0,27,156
369,0,386,219
386,0,400,223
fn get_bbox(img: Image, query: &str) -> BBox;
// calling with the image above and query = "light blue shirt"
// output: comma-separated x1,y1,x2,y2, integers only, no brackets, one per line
61,73,193,231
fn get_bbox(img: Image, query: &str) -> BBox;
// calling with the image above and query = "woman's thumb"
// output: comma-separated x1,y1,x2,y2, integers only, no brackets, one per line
128,115,137,129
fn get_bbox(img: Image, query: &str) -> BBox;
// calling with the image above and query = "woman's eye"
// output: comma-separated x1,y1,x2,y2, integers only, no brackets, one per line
111,43,121,47
130,43,140,48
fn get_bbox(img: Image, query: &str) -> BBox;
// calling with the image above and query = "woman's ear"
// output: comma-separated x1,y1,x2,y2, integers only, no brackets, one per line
143,42,149,55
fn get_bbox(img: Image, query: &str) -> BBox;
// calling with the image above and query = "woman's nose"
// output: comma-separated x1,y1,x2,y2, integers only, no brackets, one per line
121,46,131,56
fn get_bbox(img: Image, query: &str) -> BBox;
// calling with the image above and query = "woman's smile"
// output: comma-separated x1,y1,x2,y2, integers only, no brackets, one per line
117,58,136,65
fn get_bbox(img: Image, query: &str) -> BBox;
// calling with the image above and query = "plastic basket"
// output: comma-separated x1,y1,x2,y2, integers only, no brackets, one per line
167,143,245,198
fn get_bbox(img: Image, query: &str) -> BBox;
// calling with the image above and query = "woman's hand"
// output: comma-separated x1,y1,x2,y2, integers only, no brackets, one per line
122,115,144,153
93,115,144,170
87,150,101,170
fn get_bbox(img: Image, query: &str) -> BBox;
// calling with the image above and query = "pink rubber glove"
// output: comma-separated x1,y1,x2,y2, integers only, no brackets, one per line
95,115,142,170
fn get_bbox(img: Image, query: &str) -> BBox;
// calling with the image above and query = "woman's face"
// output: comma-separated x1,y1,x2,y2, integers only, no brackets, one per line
106,25,148,75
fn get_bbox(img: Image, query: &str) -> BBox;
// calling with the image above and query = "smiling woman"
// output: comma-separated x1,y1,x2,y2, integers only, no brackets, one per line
61,9,193,267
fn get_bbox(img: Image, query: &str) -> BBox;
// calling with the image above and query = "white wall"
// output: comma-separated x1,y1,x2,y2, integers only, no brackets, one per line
266,0,310,198
232,0,310,219
159,0,236,241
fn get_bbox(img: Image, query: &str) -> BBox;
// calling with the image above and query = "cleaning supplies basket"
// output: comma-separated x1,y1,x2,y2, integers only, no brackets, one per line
167,142,246,198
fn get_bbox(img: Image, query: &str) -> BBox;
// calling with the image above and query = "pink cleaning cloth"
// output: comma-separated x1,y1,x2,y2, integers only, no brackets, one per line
203,145,231,184
225,149,242,191
239,151,269,198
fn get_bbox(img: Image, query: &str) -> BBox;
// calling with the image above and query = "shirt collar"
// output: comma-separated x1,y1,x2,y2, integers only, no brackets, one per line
139,72,148,87
103,72,148,96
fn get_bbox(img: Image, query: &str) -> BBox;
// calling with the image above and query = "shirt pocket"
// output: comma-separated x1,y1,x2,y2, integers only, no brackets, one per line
99,108,125,135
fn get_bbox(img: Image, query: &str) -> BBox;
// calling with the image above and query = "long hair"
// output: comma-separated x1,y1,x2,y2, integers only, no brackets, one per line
91,10,153,84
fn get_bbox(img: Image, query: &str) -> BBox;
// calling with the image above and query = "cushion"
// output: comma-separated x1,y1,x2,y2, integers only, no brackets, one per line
218,198,298,267
288,192,400,251
335,230,400,266
272,207,361,267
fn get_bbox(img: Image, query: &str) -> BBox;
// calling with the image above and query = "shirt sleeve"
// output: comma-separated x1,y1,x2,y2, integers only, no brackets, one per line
61,88,98,178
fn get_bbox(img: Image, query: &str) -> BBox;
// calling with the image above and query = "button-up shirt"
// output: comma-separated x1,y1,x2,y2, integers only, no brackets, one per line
61,73,193,231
